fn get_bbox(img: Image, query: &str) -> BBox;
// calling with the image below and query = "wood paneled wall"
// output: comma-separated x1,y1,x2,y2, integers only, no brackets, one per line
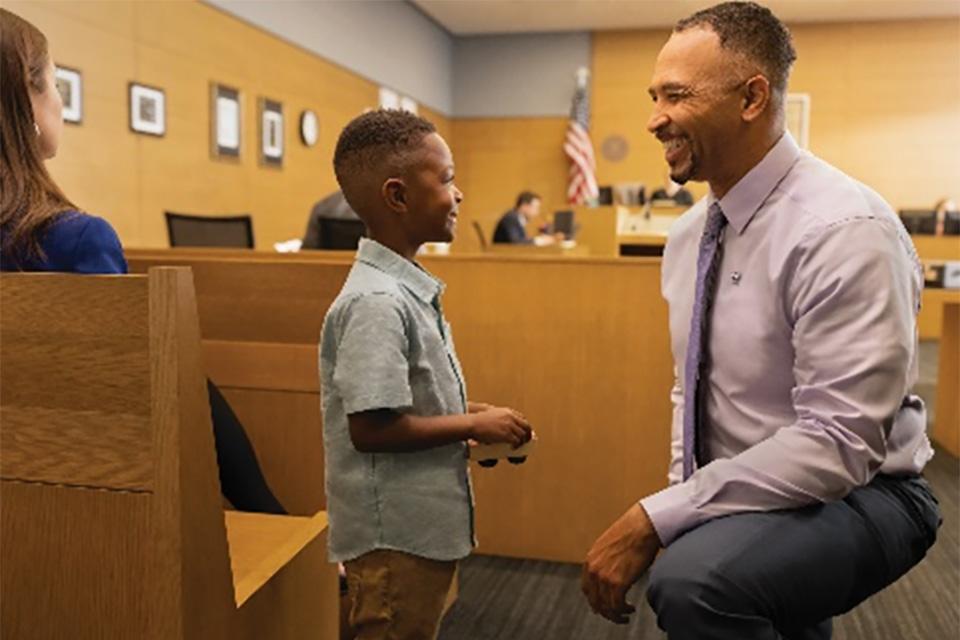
449,117,571,252
592,19,960,209
453,19,960,251
5,0,439,250
11,2,955,251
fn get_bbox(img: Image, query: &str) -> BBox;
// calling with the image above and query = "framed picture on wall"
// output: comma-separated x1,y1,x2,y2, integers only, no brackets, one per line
129,82,165,137
379,87,399,110
258,97,283,167
54,65,82,124
399,96,418,115
211,83,241,160
786,93,810,149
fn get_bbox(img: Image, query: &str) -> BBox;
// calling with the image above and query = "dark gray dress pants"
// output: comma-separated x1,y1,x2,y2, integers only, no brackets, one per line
646,475,941,640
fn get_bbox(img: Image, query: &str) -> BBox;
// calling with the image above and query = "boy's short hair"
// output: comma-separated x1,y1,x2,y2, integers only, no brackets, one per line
333,109,437,212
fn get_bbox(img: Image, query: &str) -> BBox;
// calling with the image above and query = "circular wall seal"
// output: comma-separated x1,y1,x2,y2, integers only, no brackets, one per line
601,135,629,162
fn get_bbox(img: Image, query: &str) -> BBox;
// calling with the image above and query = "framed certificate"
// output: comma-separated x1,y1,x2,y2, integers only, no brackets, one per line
54,65,82,124
211,83,241,159
258,97,283,168
129,82,165,137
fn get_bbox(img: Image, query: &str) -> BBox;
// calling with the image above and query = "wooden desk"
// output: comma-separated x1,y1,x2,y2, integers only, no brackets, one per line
618,213,678,256
912,235,960,261
486,243,589,257
573,206,619,256
912,234,960,339
933,294,960,457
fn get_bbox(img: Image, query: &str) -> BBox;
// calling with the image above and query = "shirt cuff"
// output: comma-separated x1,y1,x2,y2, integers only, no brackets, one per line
342,389,413,416
639,481,703,547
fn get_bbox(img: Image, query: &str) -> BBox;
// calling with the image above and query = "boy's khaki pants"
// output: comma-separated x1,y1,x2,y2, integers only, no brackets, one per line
343,549,457,640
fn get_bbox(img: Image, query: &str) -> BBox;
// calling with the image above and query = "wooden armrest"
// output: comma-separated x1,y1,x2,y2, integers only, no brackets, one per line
224,510,328,607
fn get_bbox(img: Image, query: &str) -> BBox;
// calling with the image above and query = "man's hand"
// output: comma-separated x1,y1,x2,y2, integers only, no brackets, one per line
581,503,662,624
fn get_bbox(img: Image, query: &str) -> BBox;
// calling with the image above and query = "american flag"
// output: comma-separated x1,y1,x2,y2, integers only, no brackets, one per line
564,71,598,205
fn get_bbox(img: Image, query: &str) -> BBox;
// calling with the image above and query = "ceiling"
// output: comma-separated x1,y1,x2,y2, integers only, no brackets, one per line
411,0,960,35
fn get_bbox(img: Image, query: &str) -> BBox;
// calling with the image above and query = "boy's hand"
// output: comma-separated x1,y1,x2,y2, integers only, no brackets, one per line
467,401,494,414
469,407,532,448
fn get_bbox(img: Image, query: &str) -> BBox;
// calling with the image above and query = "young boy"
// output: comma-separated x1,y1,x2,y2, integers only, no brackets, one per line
321,109,532,639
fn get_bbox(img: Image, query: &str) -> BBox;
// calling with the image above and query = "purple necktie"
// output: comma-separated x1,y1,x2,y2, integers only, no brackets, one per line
682,202,728,480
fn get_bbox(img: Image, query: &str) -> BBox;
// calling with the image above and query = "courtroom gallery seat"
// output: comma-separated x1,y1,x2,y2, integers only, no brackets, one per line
165,211,255,248
0,267,338,639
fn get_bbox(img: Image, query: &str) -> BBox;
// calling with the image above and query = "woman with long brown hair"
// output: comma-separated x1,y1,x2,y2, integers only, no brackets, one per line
0,7,125,272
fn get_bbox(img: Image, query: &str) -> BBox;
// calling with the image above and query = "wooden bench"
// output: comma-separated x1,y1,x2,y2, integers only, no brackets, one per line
127,250,355,516
126,250,675,563
0,268,338,639
932,293,960,457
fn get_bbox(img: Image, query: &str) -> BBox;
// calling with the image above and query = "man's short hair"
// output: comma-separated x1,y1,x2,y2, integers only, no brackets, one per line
515,191,541,208
675,1,796,97
333,109,437,207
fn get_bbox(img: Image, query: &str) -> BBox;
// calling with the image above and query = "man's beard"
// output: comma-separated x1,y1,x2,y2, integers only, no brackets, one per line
670,154,696,185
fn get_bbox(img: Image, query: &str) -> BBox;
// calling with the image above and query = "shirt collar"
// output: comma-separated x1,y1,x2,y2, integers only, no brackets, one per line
356,238,445,304
708,132,801,235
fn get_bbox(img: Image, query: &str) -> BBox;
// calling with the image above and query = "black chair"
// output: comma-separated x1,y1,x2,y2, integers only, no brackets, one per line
165,212,254,248
317,217,366,250
899,209,936,235
597,185,614,206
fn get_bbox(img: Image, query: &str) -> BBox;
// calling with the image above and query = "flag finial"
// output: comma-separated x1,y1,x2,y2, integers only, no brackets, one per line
575,66,590,89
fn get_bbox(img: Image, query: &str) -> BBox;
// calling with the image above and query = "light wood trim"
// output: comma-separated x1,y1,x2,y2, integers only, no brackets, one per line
933,298,960,457
225,510,329,607
914,236,960,339
204,340,319,393
486,243,589,257
920,288,960,340
573,206,619,256
126,247,357,263
912,235,960,262
619,233,667,247
148,266,237,638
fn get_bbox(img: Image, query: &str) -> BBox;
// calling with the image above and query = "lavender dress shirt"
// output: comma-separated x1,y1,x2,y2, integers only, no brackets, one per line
641,132,933,547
